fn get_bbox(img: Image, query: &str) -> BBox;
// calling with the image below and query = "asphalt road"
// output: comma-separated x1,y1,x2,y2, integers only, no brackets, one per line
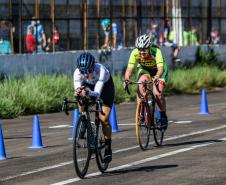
0,89,226,185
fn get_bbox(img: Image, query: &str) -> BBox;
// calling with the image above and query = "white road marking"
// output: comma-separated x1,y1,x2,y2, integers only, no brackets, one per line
48,120,181,128
51,137,226,185
174,121,192,124
118,121,174,126
1,161,73,181
118,123,135,126
49,125,71,129
1,125,226,182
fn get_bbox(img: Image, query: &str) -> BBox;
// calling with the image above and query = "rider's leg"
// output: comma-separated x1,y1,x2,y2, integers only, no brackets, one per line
98,76,114,163
153,80,168,128
99,106,112,139
99,107,112,163
137,73,151,99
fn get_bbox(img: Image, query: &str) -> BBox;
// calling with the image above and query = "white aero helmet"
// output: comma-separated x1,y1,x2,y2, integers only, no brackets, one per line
135,34,152,49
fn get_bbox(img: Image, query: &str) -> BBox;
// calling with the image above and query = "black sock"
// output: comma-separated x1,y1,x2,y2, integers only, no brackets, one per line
160,111,166,118
105,138,112,149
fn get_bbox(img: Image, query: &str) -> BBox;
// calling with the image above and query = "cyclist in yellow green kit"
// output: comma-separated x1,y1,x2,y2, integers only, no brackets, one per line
124,34,168,129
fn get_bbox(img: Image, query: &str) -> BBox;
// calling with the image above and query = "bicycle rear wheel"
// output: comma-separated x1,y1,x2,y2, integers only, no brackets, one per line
73,116,91,178
96,122,109,172
136,101,151,150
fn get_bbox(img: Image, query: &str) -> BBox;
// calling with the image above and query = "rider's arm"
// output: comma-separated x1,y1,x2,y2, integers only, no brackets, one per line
73,69,82,91
124,67,133,81
155,48,164,77
124,49,139,81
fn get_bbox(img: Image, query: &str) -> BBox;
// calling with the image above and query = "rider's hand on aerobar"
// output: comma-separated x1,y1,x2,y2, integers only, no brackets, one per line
80,89,89,98
74,86,89,98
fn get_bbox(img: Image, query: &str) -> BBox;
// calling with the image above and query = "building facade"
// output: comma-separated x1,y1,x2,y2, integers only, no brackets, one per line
0,0,225,53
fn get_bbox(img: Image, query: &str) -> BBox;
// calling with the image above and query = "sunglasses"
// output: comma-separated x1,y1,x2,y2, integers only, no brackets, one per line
80,69,94,75
138,48,149,52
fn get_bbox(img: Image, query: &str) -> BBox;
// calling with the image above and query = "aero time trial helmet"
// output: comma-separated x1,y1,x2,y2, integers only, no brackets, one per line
77,52,95,71
135,34,152,49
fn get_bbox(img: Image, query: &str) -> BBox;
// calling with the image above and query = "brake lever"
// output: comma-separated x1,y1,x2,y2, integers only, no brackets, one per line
62,97,69,115
123,81,131,95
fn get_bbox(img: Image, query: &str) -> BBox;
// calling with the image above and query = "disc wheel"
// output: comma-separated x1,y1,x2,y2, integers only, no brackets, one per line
135,101,151,150
73,116,91,178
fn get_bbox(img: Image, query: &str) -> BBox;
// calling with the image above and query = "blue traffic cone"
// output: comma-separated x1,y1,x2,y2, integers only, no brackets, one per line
29,115,44,148
109,103,119,132
0,124,7,160
68,108,79,140
199,89,209,115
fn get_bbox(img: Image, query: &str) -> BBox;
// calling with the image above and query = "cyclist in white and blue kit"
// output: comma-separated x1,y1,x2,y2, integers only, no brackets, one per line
74,52,115,163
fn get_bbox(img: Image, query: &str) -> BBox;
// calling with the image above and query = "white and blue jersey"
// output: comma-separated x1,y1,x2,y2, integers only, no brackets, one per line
74,63,110,98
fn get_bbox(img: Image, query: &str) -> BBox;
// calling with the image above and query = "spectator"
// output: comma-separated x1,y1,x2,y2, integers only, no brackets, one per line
163,19,170,44
35,20,46,53
26,18,46,53
25,26,37,53
210,28,220,45
101,18,111,49
0,20,13,54
189,26,199,46
46,25,60,52
163,21,181,66
45,38,52,52
183,30,189,46
147,24,159,45
53,25,60,49
101,19,123,50
112,22,117,49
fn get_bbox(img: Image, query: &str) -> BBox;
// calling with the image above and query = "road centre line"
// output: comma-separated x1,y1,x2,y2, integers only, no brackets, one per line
49,125,71,129
51,137,226,185
174,121,192,124
1,124,226,182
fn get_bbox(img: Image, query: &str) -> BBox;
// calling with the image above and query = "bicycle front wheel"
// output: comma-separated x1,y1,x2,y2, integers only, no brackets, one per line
96,122,109,172
73,116,91,178
136,101,151,150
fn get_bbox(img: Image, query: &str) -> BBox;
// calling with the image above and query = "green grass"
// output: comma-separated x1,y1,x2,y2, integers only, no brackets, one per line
1,66,226,119
0,75,73,118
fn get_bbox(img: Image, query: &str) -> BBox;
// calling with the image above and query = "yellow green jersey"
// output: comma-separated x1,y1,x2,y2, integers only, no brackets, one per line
127,46,168,81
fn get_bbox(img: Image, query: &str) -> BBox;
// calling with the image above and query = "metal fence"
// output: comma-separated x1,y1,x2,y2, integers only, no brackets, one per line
0,0,225,54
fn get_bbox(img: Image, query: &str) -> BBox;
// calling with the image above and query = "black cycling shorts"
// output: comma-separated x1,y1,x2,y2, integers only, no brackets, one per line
84,76,115,108
100,76,115,108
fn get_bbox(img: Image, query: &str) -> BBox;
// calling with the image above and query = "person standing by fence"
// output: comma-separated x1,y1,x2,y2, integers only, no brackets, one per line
0,20,13,55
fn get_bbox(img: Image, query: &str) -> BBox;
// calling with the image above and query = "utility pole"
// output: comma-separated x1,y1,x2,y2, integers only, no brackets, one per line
207,0,212,43
172,0,183,46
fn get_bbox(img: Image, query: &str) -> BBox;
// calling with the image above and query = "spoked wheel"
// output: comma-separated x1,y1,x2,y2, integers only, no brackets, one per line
96,122,109,172
136,101,151,150
73,116,91,178
153,107,165,146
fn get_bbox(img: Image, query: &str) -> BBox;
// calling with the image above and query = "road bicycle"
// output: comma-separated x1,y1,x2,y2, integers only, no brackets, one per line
124,80,165,150
62,97,108,178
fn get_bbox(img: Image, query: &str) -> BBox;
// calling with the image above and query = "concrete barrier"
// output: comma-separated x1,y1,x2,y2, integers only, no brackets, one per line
0,45,226,77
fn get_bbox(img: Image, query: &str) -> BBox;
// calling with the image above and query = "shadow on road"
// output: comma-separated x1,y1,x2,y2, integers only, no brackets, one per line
107,164,178,175
163,139,222,147
5,136,32,140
